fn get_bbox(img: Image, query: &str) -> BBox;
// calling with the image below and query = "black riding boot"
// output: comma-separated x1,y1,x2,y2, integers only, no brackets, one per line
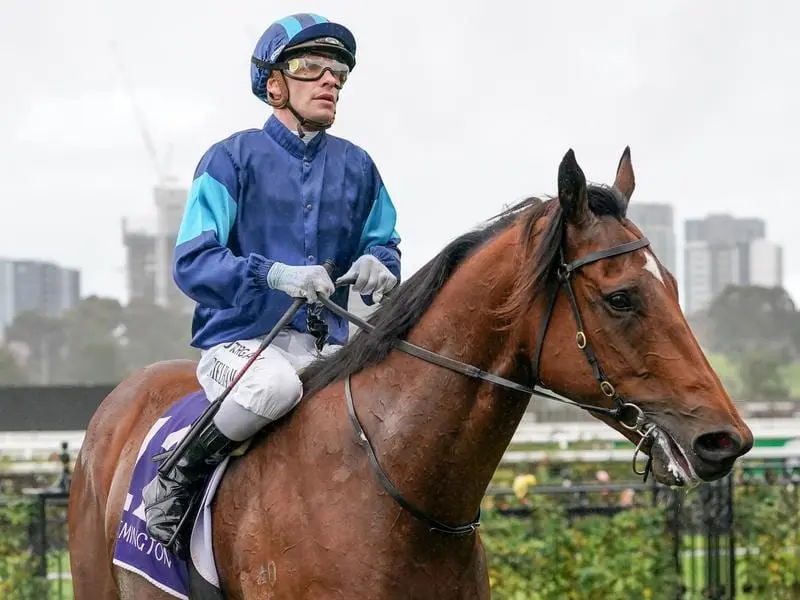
142,421,237,557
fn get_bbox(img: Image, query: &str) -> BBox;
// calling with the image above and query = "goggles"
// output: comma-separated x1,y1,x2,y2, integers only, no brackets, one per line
277,54,350,85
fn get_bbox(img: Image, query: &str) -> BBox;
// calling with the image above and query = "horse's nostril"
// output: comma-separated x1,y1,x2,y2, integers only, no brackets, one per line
712,433,733,449
693,430,744,462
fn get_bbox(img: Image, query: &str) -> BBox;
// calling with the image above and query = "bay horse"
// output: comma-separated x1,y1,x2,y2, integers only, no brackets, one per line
68,148,752,599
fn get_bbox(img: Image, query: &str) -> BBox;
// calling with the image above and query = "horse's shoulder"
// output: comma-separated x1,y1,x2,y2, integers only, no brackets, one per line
133,359,199,385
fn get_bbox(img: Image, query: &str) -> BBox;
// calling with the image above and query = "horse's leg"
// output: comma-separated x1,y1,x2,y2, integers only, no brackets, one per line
68,456,119,599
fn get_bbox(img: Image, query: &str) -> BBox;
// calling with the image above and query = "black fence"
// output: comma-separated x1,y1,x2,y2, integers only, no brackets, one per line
2,464,799,599
0,445,72,600
26,490,70,600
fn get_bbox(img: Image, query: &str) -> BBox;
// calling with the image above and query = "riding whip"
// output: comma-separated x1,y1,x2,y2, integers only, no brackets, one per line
156,260,335,475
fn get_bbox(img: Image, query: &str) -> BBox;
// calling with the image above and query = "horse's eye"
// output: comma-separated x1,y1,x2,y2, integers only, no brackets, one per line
606,291,633,312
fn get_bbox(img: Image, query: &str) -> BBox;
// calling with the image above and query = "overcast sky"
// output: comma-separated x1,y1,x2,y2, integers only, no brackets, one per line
1,1,798,304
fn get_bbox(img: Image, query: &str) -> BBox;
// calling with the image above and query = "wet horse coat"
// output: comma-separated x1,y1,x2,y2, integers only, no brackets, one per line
68,148,752,599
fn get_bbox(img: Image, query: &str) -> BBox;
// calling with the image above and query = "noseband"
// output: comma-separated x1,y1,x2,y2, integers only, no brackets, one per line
317,235,653,536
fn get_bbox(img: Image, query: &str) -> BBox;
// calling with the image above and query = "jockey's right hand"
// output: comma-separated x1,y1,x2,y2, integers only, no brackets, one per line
266,263,335,303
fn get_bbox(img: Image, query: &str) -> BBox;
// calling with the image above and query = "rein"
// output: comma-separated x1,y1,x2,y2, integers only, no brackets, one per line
315,235,654,536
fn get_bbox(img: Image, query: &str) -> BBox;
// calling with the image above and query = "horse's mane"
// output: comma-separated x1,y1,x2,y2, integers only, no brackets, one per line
299,184,626,398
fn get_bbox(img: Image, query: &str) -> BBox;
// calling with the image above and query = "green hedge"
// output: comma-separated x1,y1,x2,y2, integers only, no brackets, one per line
481,494,677,600
2,480,799,598
0,500,49,599
734,482,800,597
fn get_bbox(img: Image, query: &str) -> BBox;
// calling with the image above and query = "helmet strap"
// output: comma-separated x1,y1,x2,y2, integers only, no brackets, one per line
267,72,335,137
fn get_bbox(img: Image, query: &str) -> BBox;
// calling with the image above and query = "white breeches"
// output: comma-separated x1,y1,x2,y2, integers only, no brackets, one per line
196,330,336,421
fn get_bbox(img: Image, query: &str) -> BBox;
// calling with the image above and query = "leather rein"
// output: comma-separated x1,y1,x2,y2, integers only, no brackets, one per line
316,235,652,536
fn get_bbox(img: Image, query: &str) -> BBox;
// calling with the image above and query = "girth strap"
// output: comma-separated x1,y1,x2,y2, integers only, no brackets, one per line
344,374,480,535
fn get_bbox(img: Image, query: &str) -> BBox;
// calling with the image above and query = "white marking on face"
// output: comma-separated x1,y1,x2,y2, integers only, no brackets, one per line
643,251,665,285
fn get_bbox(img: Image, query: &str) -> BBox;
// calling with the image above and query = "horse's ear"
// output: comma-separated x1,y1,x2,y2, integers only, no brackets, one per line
613,145,635,206
558,149,591,226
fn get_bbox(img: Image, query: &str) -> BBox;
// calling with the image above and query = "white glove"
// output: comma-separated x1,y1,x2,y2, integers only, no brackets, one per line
266,263,334,303
337,255,397,296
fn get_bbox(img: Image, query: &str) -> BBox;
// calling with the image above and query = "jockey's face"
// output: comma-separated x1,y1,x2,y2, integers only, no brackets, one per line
286,66,340,123
268,52,343,128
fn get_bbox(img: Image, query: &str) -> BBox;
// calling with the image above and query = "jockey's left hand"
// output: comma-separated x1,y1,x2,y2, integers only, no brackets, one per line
337,255,397,296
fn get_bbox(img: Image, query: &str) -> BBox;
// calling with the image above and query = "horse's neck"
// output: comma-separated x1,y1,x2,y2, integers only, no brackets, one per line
353,233,531,528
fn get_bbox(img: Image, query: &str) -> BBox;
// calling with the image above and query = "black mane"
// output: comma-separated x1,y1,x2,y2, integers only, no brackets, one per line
299,184,626,398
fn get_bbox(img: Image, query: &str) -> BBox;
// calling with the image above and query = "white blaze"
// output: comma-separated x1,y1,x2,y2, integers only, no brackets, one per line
643,251,665,285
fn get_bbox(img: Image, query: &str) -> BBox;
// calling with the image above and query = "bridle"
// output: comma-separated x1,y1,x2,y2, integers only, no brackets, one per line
316,234,655,536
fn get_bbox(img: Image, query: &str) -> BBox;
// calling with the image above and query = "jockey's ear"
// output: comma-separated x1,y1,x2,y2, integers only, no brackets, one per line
266,72,289,108
613,146,635,209
558,149,594,229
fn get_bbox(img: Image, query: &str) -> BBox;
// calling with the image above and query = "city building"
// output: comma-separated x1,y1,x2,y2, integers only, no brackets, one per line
0,258,81,340
683,241,714,316
742,238,782,288
685,215,765,246
121,215,157,306
153,184,191,311
122,182,193,313
683,214,783,315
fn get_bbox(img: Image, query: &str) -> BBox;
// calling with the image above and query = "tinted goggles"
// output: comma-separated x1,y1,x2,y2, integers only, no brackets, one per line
277,54,350,85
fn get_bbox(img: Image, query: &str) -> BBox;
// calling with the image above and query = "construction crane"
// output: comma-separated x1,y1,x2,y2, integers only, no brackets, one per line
110,39,188,310
109,39,176,186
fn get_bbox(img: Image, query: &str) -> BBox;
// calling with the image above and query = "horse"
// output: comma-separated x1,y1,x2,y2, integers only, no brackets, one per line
68,147,752,599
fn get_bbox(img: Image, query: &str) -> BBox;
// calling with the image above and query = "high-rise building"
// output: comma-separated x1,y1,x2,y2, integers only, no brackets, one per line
122,183,192,314
0,260,15,339
742,239,783,288
683,215,782,315
0,258,81,340
122,216,157,306
685,215,765,245
684,241,714,316
154,184,192,313
626,203,676,275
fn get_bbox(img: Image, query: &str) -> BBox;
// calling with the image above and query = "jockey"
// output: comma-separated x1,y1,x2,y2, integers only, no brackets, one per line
142,13,401,552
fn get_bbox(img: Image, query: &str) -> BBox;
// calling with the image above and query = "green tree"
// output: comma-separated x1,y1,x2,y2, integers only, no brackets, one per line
121,298,198,370
0,346,27,386
4,295,200,385
739,350,790,400
696,285,799,360
57,295,127,384
4,310,63,384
